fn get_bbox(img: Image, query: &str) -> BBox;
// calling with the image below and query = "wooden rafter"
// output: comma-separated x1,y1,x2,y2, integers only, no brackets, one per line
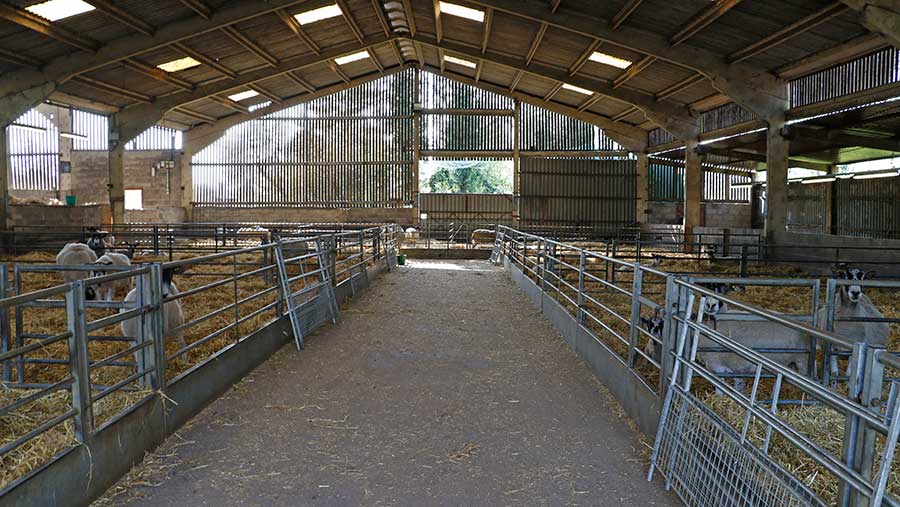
568,39,602,76
85,0,154,36
550,0,563,13
371,51,386,73
171,42,237,80
526,23,549,65
509,69,525,92
276,9,321,55
609,0,643,30
390,40,405,66
249,84,284,104
336,0,366,44
577,93,602,112
0,3,99,51
174,107,216,123
439,48,446,73
656,72,704,101
328,61,351,83
414,41,425,68
433,0,443,43
401,0,417,36
670,0,744,47
543,82,563,101
475,60,484,82
729,3,848,63
285,71,316,93
121,59,194,91
482,7,494,54
178,0,212,19
612,106,638,121
613,55,656,88
71,76,152,103
221,25,279,67
209,95,249,114
370,0,392,37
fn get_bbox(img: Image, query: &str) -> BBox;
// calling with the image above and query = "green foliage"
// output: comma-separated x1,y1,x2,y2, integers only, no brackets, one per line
421,160,513,194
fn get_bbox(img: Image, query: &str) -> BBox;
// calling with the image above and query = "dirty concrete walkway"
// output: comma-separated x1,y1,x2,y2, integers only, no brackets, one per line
117,260,677,506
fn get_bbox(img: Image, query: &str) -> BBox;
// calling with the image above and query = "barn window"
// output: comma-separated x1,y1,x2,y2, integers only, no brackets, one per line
439,2,485,22
124,189,143,210
335,51,370,65
25,0,94,21
589,52,632,69
228,90,260,102
157,57,201,73
293,4,342,25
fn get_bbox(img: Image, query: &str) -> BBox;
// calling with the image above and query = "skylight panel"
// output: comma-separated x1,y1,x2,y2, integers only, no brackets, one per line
25,0,95,21
562,83,593,95
294,4,343,25
589,52,632,69
157,57,201,73
439,2,485,22
334,50,370,65
228,90,260,102
444,55,476,69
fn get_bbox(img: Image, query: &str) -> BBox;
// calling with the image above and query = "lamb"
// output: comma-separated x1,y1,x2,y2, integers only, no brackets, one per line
817,265,891,380
405,227,419,243
88,252,132,301
56,243,98,285
121,268,185,383
641,309,666,363
697,284,809,391
86,228,115,257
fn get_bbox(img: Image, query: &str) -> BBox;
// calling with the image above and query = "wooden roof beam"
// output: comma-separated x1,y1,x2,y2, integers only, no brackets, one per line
481,7,493,53
71,76,152,103
526,23,549,65
670,0,744,47
543,82,563,101
439,48,446,74
550,0,562,13
839,1,900,50
729,3,848,63
0,48,39,69
390,40,406,66
284,71,316,93
336,0,366,44
249,84,284,104
474,59,484,83
174,107,217,124
656,73,704,101
276,9,321,54
400,0,417,36
612,55,655,88
371,0,392,37
568,39,602,76
509,69,524,92
610,0,643,30
577,93,602,112
0,3,99,51
221,25,279,67
462,0,787,118
612,106,638,121
371,51,386,73
171,42,237,79
328,61,352,83
85,1,155,36
209,95,249,114
178,0,212,19
121,59,194,91
432,0,443,42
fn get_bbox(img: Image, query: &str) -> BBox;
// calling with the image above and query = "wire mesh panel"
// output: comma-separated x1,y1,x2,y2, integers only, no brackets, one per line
6,110,59,191
520,158,636,226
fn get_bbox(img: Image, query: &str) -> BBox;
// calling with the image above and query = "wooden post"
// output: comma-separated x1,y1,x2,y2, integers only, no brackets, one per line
513,99,521,226
412,67,421,226
684,141,703,253
765,118,789,243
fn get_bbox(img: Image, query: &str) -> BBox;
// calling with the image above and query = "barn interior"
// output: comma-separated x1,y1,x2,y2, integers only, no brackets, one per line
2,0,900,505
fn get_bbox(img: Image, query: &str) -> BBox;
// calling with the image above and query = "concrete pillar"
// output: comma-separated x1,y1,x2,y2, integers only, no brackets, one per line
636,153,649,224
58,106,72,200
684,141,703,251
108,118,125,225
765,118,789,242
513,99,521,226
180,144,196,222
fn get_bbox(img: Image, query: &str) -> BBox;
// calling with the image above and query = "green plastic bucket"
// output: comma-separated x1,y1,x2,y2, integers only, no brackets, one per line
65,195,77,206
396,254,406,266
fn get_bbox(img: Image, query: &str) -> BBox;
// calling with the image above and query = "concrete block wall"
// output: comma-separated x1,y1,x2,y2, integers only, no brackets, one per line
646,201,752,229
10,204,106,227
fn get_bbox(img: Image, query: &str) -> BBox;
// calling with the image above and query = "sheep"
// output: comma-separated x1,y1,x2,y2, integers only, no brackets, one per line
697,284,809,392
86,227,115,257
56,243,98,285
405,227,419,244
471,229,496,245
641,309,666,363
121,268,185,384
817,265,891,380
88,252,132,301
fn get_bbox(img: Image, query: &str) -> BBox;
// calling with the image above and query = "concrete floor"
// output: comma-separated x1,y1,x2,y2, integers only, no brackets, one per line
112,260,677,506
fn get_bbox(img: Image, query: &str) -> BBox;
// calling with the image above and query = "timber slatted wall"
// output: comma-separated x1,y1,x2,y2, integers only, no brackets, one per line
193,70,415,208
786,181,827,234
520,158,637,227
419,194,514,223
835,177,900,239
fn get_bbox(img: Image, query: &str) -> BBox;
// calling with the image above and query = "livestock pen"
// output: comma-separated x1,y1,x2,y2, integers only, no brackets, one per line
0,224,400,498
492,225,900,505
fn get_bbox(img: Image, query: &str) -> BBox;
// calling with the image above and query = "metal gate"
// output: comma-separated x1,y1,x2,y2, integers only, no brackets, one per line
274,237,338,350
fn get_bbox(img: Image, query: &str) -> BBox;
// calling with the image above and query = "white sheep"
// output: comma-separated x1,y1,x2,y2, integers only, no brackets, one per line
698,284,809,391
817,265,891,380
471,229,495,245
405,227,419,244
56,243,98,284
89,252,132,301
121,268,185,383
